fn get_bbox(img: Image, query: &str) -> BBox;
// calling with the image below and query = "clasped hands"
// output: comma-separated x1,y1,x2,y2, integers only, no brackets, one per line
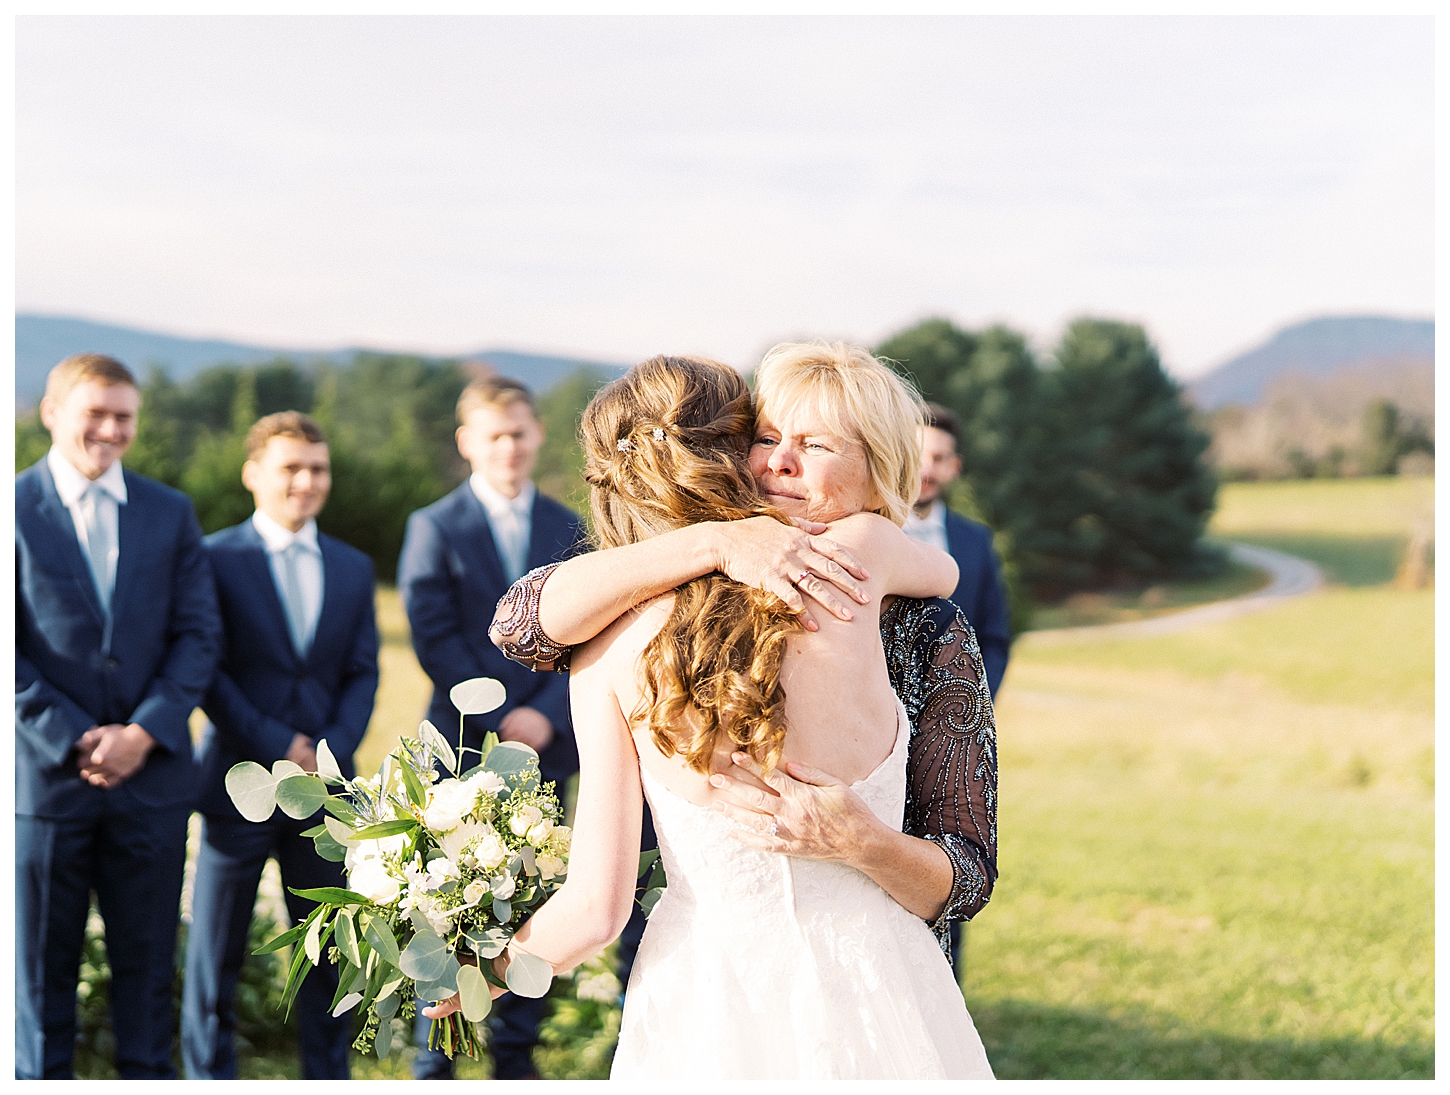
712,516,871,631
75,723,157,788
709,751,879,863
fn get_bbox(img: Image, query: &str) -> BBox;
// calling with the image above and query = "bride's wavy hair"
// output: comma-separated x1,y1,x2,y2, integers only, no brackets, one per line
580,354,800,773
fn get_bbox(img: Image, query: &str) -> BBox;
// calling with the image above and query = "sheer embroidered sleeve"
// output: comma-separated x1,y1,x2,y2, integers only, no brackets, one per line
881,596,999,953
490,563,575,673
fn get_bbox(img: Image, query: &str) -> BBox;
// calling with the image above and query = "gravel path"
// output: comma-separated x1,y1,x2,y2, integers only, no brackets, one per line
1018,542,1325,647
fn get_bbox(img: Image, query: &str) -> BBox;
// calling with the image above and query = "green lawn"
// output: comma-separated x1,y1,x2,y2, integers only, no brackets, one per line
971,478,1434,1078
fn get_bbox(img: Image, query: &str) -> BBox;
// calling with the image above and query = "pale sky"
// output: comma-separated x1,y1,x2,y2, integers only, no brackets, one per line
16,14,1434,379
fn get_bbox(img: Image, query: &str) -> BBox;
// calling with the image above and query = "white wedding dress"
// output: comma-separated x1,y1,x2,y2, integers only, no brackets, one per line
611,701,995,1080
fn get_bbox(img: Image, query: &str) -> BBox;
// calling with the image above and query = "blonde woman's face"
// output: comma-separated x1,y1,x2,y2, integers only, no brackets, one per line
749,401,877,523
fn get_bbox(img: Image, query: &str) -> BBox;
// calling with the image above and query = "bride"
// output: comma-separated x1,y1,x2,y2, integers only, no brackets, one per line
432,352,994,1079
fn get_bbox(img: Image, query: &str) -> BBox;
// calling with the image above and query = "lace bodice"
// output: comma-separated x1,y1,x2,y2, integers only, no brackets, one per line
491,563,1000,951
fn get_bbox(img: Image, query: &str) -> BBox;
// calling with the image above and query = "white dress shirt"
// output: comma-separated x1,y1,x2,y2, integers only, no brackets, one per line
903,498,950,553
470,474,534,585
47,446,126,610
252,509,325,655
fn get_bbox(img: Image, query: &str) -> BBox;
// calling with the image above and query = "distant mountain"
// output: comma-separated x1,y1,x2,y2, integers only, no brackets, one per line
14,313,627,405
1189,315,1434,411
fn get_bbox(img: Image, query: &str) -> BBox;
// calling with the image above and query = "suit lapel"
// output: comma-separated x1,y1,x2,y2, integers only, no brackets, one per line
238,522,304,668
307,536,346,670
454,486,509,591
32,462,108,628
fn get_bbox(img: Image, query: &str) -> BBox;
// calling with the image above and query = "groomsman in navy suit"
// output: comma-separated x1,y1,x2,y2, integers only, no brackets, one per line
398,375,586,1080
903,403,1012,979
16,354,222,1079
183,412,379,1079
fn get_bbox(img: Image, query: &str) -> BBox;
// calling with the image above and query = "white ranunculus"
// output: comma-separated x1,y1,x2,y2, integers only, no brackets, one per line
466,770,508,797
491,873,516,900
509,805,544,836
344,833,405,873
536,854,565,881
424,778,479,832
526,820,554,846
427,857,459,885
349,858,400,906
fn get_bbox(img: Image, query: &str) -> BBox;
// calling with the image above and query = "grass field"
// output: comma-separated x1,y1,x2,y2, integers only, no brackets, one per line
972,477,1434,1078
184,476,1434,1080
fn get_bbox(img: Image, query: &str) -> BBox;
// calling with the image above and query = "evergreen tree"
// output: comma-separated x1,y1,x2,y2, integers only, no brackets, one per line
1043,318,1219,589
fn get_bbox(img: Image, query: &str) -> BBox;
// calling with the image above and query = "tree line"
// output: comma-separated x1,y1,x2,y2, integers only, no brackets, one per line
16,317,1220,605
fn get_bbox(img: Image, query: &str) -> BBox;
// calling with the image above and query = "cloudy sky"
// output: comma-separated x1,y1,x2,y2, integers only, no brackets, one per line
16,14,1433,379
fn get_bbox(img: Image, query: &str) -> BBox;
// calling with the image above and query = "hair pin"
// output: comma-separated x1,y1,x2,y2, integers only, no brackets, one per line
652,428,665,441
617,438,632,452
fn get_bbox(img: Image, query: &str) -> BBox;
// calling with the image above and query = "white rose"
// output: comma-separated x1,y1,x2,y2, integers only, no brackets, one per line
473,829,508,871
349,858,400,906
424,779,479,833
464,880,487,905
526,819,555,846
466,770,508,797
509,805,544,837
344,833,405,873
550,825,572,848
491,873,517,900
536,854,565,881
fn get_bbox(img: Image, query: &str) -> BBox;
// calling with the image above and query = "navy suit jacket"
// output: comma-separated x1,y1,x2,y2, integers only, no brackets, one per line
15,459,222,818
397,482,587,786
944,510,1012,697
196,520,380,818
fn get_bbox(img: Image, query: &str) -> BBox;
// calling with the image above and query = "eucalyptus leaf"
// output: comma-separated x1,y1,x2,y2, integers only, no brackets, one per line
398,929,450,982
363,917,400,966
449,677,507,716
300,823,327,838
464,927,509,959
503,948,553,999
484,741,537,781
640,887,665,917
521,846,537,876
275,773,330,819
331,991,363,1018
492,898,512,924
314,833,347,863
322,796,359,823
272,758,305,781
418,719,456,773
224,762,278,823
456,964,492,1022
375,1014,393,1058
376,974,404,1005
374,990,401,1019
315,738,344,783
324,816,359,846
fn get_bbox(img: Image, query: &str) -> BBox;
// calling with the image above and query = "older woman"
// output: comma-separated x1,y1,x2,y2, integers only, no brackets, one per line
490,341,997,952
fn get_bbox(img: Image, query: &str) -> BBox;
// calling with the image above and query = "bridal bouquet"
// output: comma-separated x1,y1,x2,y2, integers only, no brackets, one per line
224,677,570,1060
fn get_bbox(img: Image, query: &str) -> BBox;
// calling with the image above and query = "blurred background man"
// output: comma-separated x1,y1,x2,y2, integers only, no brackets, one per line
15,354,221,1079
184,412,379,1079
397,376,587,1080
904,403,1012,697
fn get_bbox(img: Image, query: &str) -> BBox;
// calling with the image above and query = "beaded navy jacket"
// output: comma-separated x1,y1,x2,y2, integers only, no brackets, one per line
491,564,999,953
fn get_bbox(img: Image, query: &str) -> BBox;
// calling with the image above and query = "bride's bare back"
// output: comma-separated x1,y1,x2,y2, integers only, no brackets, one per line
583,512,957,809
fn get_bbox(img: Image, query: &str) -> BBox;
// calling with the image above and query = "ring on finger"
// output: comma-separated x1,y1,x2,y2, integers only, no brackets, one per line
795,570,810,586
769,817,779,838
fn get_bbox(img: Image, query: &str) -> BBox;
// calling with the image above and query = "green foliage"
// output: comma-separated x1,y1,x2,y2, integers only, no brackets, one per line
1359,398,1433,477
533,367,614,518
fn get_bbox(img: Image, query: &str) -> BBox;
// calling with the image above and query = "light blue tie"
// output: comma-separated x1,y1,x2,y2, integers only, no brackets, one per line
278,542,311,657
79,483,113,614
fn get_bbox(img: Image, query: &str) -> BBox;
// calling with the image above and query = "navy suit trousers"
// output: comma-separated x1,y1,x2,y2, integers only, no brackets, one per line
182,813,352,1080
15,804,190,1079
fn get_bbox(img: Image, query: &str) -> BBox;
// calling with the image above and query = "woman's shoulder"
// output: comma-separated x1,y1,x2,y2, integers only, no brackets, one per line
577,592,676,669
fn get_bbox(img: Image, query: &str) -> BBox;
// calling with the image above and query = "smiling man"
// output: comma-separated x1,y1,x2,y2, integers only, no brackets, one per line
183,412,379,1080
16,353,221,1079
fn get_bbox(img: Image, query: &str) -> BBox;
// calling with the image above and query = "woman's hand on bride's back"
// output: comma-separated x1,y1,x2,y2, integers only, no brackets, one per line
710,516,871,630
710,751,880,864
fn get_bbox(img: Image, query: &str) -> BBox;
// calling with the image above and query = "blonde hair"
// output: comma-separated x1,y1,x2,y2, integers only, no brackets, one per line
580,355,800,773
753,341,926,526
457,375,536,425
45,354,137,404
